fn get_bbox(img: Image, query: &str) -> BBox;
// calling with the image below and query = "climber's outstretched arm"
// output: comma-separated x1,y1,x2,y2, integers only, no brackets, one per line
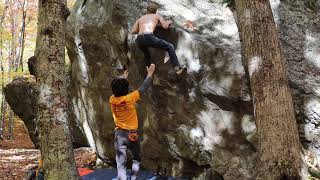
131,19,139,34
138,64,155,94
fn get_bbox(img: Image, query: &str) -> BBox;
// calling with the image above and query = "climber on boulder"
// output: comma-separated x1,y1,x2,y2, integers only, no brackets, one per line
109,64,156,180
130,2,186,75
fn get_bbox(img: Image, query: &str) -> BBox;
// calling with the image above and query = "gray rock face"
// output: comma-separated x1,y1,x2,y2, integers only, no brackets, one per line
277,0,320,164
66,0,319,179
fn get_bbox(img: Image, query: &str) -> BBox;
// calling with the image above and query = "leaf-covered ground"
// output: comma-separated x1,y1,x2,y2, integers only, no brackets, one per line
0,117,35,150
0,118,96,179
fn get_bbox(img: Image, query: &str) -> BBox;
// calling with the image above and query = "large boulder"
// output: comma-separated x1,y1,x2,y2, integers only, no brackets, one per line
4,77,89,148
65,0,319,179
277,0,320,162
4,77,39,148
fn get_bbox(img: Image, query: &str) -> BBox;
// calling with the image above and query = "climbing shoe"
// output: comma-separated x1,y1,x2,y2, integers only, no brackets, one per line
164,52,170,64
176,65,187,75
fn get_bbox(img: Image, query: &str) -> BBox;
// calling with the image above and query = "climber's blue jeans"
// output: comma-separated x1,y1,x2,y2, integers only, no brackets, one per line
136,33,181,68
114,128,141,180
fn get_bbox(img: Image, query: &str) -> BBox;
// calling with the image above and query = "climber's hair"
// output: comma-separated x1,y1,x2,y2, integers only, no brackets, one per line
111,78,129,97
147,2,158,14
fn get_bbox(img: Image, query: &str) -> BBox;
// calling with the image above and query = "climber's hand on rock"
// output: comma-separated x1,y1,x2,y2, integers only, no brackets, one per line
147,64,155,77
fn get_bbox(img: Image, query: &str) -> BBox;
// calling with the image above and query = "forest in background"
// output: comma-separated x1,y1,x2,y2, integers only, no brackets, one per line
0,1,94,179
0,0,74,142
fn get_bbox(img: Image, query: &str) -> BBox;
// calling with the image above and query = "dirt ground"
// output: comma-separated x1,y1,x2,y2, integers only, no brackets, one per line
0,118,96,180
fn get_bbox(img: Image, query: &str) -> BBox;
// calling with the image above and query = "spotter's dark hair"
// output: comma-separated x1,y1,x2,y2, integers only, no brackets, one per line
111,78,129,97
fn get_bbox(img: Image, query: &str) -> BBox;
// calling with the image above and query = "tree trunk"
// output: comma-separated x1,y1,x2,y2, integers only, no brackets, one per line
0,98,6,140
234,0,302,179
34,0,78,179
19,2,27,72
7,109,13,139
6,0,19,140
0,0,9,140
15,0,28,72
8,0,17,72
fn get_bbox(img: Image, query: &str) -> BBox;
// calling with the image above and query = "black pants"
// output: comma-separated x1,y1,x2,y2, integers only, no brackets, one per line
136,33,180,68
114,128,141,180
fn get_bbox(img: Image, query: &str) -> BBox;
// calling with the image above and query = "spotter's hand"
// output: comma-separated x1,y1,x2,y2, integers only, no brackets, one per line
123,70,129,79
